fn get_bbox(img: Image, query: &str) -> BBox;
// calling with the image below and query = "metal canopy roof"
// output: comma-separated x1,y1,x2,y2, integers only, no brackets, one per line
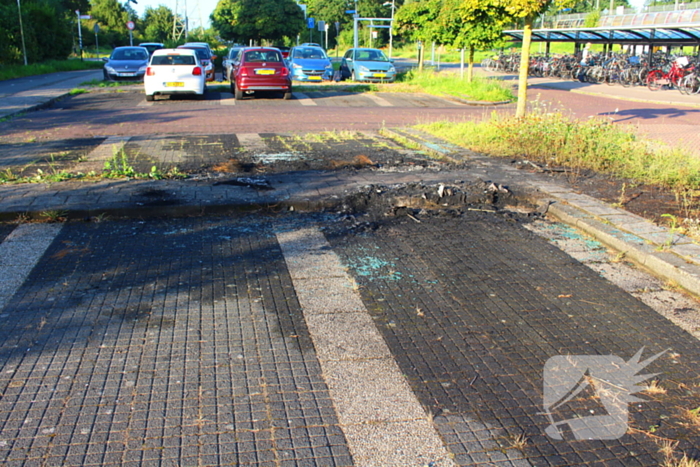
503,24,700,46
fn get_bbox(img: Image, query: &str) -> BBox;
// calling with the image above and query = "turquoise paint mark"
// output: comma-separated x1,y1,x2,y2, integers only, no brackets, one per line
347,256,403,281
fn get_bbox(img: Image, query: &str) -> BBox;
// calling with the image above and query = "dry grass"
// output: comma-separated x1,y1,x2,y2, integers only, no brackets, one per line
213,159,243,173
645,379,668,395
329,155,375,169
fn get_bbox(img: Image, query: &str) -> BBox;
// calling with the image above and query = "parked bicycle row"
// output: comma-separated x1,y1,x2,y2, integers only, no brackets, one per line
481,52,700,95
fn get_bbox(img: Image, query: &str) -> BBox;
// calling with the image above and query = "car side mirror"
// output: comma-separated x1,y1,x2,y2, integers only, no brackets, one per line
389,58,395,63
102,57,109,62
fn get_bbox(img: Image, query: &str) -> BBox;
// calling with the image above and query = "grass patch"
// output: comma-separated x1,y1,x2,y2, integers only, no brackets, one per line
0,59,103,82
417,110,700,195
396,69,514,102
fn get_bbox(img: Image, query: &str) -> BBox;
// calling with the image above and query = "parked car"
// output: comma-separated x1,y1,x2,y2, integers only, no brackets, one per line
222,45,247,82
183,42,214,57
144,48,206,101
275,46,290,59
340,48,396,82
102,46,149,81
231,47,292,100
177,45,215,81
139,42,164,56
286,46,333,82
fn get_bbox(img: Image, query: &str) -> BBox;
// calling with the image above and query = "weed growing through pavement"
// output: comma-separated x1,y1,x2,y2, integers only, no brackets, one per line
644,379,667,395
508,433,528,452
40,210,67,222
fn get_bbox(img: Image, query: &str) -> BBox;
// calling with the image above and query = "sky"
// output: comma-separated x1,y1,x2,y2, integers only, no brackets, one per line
130,0,218,29
129,0,652,32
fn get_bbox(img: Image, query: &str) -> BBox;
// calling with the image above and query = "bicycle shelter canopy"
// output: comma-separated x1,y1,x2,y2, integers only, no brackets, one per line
503,23,700,48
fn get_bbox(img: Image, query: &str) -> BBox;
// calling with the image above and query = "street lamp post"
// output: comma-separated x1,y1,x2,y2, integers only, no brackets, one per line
382,0,395,59
17,0,28,65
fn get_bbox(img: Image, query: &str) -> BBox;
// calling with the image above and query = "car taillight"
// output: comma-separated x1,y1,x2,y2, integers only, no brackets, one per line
280,67,288,77
146,67,155,76
193,67,202,76
240,67,249,77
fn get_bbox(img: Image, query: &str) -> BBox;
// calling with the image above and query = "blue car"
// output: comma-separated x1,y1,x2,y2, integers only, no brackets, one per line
103,46,149,82
286,46,333,82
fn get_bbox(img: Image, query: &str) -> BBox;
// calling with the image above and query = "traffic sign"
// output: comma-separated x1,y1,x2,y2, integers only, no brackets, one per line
126,20,135,30
307,17,315,29
94,23,100,33
317,20,325,32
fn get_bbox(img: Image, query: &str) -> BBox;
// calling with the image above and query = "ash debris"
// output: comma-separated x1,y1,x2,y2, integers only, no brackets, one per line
327,180,542,233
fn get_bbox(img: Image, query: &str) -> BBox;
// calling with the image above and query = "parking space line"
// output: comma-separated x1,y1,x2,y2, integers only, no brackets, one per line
277,227,455,467
78,136,131,173
364,93,393,107
220,92,235,105
293,92,317,106
0,224,63,312
237,133,266,153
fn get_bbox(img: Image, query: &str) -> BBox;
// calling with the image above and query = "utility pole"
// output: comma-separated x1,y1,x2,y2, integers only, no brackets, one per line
17,0,27,65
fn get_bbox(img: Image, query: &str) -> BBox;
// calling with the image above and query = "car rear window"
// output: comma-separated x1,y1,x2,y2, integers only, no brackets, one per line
151,55,196,66
244,50,282,63
113,49,148,61
179,48,210,60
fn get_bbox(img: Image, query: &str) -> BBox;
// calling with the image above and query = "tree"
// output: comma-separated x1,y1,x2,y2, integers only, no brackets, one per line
494,0,576,117
211,0,304,44
89,0,130,47
142,5,173,42
438,0,508,81
394,0,442,70
0,0,73,64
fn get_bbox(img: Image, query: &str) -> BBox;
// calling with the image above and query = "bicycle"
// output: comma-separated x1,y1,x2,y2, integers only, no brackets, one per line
647,57,689,91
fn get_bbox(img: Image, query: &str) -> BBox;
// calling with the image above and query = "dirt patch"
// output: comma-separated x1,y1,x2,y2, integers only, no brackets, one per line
512,159,700,233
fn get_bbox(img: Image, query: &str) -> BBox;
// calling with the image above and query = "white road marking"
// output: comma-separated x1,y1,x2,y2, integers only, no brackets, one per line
0,224,63,312
292,92,317,106
220,92,235,105
79,136,131,173
364,93,393,107
277,227,455,467
236,133,266,154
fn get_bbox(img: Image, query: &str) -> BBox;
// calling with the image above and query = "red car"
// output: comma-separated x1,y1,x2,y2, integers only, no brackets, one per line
231,47,292,100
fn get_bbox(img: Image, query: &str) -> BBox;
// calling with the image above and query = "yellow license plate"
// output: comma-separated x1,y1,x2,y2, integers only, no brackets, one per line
374,73,387,78
309,76,322,80
165,82,184,87
255,69,275,75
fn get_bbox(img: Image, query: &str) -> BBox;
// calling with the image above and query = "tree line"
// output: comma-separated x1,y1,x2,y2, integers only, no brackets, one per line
2,0,640,65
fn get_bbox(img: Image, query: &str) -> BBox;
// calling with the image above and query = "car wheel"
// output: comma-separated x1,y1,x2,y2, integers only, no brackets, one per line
283,90,292,100
145,94,154,102
103,70,110,81
351,70,356,82
230,78,235,94
234,84,243,100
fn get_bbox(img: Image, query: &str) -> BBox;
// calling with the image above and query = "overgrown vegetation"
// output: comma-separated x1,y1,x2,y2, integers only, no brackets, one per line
0,147,184,184
417,109,700,196
397,68,514,102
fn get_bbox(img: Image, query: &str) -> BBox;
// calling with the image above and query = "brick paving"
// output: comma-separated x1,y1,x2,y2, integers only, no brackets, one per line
0,217,353,466
326,212,700,466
